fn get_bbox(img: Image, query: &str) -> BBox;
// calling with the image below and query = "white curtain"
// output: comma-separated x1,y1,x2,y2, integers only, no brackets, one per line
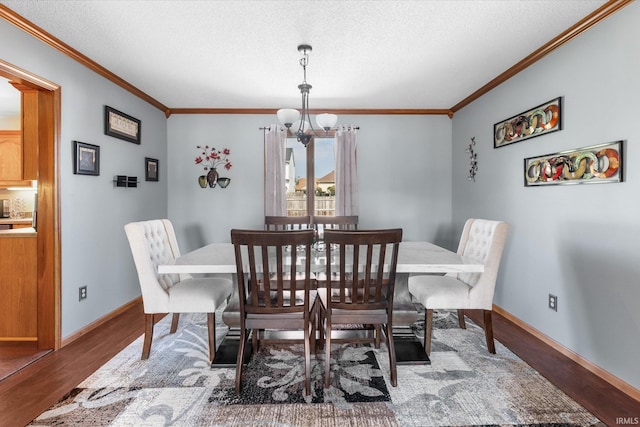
334,125,359,216
264,125,287,216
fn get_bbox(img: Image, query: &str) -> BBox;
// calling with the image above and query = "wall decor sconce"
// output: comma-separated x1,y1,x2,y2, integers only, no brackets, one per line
114,175,139,188
466,137,478,182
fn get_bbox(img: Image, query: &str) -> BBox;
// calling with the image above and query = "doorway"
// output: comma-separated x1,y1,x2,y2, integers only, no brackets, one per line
0,59,61,379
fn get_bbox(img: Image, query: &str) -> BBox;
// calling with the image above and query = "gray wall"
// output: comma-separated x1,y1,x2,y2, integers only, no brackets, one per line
1,19,168,338
167,114,454,251
451,2,640,390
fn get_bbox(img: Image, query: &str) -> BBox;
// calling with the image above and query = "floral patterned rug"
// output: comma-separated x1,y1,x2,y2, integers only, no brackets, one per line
29,311,603,426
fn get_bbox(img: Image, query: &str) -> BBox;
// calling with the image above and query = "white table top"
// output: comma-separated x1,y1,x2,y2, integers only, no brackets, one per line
158,241,484,275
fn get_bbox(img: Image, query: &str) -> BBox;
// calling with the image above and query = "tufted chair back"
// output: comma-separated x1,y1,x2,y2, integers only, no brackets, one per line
455,218,509,309
125,219,185,313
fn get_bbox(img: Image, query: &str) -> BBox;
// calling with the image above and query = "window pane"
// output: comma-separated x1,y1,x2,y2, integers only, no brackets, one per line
286,138,307,216
314,138,335,216
284,137,335,217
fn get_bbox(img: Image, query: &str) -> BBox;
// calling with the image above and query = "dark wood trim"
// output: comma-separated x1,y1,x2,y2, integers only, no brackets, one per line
492,304,640,402
450,0,634,113
61,297,142,347
465,307,640,426
0,4,169,115
2,2,631,117
35,85,60,351
0,58,62,351
2,2,632,118
167,108,452,117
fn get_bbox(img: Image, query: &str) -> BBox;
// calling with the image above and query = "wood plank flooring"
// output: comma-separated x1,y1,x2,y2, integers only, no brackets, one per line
0,302,637,427
0,342,50,382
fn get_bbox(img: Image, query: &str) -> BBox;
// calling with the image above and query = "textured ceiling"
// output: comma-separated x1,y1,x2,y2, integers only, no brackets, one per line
1,0,609,112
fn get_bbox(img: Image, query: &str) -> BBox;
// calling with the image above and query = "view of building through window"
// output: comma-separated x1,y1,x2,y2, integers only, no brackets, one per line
285,137,335,217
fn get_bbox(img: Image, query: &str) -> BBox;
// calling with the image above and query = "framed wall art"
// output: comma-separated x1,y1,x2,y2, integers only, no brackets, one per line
73,141,100,176
524,140,623,187
104,106,141,144
494,97,562,148
145,157,158,181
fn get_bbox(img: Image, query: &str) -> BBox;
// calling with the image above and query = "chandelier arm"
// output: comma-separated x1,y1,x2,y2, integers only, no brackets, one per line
278,44,339,147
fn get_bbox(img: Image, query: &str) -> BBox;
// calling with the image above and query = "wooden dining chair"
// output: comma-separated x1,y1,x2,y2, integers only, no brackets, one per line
319,228,403,388
124,219,233,362
230,228,318,396
408,218,509,356
264,215,312,231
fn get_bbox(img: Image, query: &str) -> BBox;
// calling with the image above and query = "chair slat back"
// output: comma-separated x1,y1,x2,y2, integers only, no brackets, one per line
312,215,358,230
264,215,312,231
231,229,315,316
313,216,358,242
323,229,402,311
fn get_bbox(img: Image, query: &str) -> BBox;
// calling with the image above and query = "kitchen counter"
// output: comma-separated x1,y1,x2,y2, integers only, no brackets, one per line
0,227,36,236
0,217,33,225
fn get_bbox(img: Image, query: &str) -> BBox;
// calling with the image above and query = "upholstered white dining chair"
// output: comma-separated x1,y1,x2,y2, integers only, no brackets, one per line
124,219,233,362
408,218,509,356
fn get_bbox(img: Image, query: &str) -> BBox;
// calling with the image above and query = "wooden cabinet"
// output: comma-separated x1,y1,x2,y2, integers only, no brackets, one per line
0,236,37,339
0,87,39,183
0,130,22,181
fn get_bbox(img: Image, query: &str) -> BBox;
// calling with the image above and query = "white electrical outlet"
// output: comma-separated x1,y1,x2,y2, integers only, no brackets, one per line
548,294,557,311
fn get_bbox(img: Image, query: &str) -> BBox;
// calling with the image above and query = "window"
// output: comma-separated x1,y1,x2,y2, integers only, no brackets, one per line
286,137,335,217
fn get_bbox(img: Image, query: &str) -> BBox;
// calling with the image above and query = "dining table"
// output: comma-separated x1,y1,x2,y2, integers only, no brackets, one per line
158,241,484,366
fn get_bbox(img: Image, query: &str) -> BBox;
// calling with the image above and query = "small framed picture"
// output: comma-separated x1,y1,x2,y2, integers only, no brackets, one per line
145,157,158,181
73,141,100,176
105,105,141,144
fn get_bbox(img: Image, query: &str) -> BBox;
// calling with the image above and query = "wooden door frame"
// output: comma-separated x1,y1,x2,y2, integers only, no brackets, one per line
0,59,61,350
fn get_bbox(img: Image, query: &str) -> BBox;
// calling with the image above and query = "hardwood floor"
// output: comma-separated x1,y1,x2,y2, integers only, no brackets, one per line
0,301,637,427
0,342,50,382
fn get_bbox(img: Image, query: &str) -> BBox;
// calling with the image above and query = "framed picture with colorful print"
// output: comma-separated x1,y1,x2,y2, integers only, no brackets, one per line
524,141,623,187
494,97,562,148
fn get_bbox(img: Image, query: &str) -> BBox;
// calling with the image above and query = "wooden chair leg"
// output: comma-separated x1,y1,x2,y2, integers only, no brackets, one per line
309,300,317,354
207,313,216,363
251,329,259,353
235,326,248,394
483,310,496,354
457,309,466,329
424,309,433,356
324,320,332,388
142,314,154,360
170,313,180,334
317,303,325,350
385,321,397,387
374,324,381,348
304,321,311,396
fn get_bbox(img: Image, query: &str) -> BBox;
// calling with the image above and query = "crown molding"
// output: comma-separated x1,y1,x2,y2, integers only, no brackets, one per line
450,0,634,113
167,108,452,117
1,1,632,117
0,4,169,115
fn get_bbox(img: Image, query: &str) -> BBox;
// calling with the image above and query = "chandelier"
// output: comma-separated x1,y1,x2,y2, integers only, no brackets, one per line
277,45,338,147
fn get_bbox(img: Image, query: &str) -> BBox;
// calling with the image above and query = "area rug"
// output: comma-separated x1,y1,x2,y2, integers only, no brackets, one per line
29,310,603,426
